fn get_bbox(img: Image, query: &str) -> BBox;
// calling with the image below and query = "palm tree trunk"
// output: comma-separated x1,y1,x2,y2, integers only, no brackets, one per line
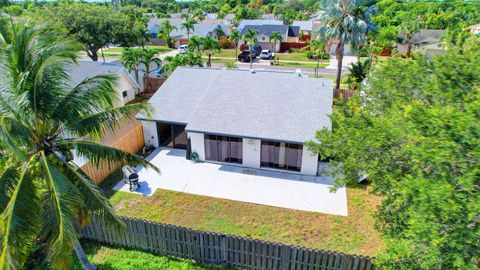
208,54,211,67
335,42,344,90
316,56,320,77
100,48,106,62
235,43,238,59
75,242,96,270
249,51,253,69
406,33,412,58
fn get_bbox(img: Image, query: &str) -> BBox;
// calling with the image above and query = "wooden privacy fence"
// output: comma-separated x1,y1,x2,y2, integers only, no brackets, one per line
334,89,357,101
81,216,375,270
80,122,144,184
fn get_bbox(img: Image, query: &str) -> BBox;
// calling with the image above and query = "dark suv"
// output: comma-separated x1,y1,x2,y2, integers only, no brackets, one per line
238,50,257,62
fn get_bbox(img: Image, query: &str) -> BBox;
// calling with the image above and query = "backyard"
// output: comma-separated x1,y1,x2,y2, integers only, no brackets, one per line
101,46,173,57
103,177,383,257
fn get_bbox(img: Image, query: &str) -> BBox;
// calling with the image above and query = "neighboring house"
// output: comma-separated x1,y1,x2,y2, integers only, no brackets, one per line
223,14,235,25
237,19,284,31
240,25,300,52
69,62,139,107
397,29,446,58
138,67,333,176
170,23,230,47
148,17,230,47
292,20,314,41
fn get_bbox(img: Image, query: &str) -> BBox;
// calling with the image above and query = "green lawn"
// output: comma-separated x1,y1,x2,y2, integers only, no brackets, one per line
31,241,226,270
105,184,383,257
278,61,328,69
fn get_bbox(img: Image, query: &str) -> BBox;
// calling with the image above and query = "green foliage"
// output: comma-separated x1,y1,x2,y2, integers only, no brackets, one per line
306,40,480,269
53,3,144,61
162,53,203,76
158,20,177,48
0,21,155,269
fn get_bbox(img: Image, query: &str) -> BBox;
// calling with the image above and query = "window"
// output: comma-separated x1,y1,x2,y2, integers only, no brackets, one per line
156,123,187,149
261,140,302,172
122,91,128,97
204,134,242,164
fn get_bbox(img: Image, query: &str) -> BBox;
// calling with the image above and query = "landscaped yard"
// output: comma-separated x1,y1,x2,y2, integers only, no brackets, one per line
103,46,173,55
32,241,225,270
104,184,383,257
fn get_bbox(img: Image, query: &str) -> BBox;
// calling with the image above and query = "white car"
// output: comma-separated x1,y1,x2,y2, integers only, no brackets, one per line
178,45,188,54
259,49,272,60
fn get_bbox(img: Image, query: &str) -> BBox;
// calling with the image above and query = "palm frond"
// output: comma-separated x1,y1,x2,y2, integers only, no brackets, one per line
65,103,150,139
64,140,159,173
0,156,40,269
39,151,82,269
0,166,18,213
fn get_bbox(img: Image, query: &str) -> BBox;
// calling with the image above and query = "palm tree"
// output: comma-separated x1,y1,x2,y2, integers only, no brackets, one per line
181,18,195,42
201,37,221,67
229,29,241,59
158,20,177,48
317,0,376,90
139,48,162,93
214,26,226,41
0,21,156,269
121,48,142,84
187,36,203,54
346,57,373,89
310,37,327,76
398,13,421,58
268,31,283,52
163,53,203,76
242,29,258,69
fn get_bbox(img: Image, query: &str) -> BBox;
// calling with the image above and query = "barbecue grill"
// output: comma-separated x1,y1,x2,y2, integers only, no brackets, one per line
122,165,140,191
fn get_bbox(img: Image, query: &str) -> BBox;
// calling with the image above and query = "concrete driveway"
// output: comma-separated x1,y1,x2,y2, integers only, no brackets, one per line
113,148,348,216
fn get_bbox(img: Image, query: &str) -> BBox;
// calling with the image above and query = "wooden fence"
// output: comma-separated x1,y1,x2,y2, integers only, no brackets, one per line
143,76,167,95
81,216,375,270
80,123,144,184
334,89,357,101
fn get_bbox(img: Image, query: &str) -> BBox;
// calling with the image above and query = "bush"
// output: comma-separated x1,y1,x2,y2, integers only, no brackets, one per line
219,37,233,49
190,152,199,162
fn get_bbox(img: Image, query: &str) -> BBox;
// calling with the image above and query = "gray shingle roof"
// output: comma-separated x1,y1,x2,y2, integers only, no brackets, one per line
397,30,445,45
68,61,137,88
140,67,333,143
237,19,284,30
240,25,300,38
292,21,314,32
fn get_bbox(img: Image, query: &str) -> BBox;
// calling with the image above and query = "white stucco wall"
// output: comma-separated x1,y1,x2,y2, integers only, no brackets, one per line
141,120,159,148
115,72,137,107
188,132,205,161
300,147,319,175
242,138,261,168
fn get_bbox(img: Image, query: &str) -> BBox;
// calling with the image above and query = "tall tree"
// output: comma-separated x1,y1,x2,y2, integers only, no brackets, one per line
268,31,282,52
229,29,241,59
306,39,480,270
121,48,142,84
201,37,221,67
139,48,162,92
398,13,422,58
158,20,177,48
242,28,258,69
181,18,195,41
55,3,142,61
310,37,327,76
162,53,203,76
317,0,376,90
0,21,155,269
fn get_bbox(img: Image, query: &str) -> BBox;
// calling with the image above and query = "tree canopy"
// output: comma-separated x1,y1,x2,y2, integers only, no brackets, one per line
306,37,480,270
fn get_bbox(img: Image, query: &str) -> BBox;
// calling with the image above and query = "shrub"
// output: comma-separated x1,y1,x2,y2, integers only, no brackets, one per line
219,37,233,49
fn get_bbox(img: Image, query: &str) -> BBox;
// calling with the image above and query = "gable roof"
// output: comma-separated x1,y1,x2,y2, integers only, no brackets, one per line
139,67,333,143
68,61,138,89
397,29,445,45
170,23,230,38
148,18,185,35
240,25,300,38
237,19,284,30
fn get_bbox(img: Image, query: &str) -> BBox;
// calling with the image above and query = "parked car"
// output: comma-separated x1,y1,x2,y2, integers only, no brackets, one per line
252,45,262,56
238,50,257,62
259,50,272,60
178,45,188,54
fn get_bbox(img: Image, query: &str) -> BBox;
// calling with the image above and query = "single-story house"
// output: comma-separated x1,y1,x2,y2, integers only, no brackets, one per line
137,67,333,176
148,18,185,37
237,19,284,31
240,25,300,52
292,20,314,41
397,29,446,58
70,62,139,107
